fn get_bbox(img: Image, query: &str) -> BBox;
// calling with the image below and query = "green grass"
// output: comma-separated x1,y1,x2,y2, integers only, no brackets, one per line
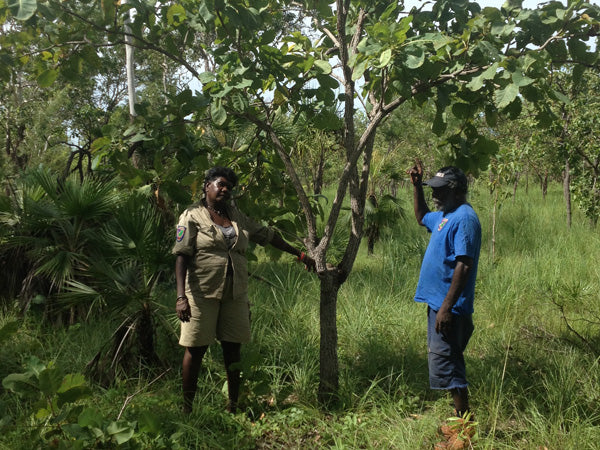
2,183,600,448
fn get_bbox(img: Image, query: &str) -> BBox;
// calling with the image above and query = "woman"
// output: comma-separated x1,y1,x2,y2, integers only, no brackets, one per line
173,167,315,414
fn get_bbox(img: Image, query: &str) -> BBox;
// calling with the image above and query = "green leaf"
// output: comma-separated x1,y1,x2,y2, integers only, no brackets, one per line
57,386,91,408
467,63,498,91
473,40,500,62
466,74,485,91
8,0,37,20
550,89,570,104
137,410,161,434
107,421,135,445
494,83,519,109
520,84,542,103
57,373,90,407
432,110,447,136
231,93,248,112
567,38,588,61
101,0,115,23
35,407,51,420
234,78,253,89
199,72,215,84
273,88,288,105
129,132,152,143
25,356,47,375
546,40,568,61
313,60,332,75
301,55,315,72
485,104,498,127
210,101,227,126
316,74,339,90
91,137,111,153
572,64,585,90
313,1,331,16
472,135,499,156
260,29,276,45
432,34,454,51
536,108,555,128
352,59,368,81
61,55,84,81
161,180,192,205
376,49,392,68
167,4,186,26
404,45,425,69
198,2,215,21
504,96,522,119
312,110,342,131
2,372,38,395
511,71,534,87
0,320,19,345
37,69,58,87
78,408,103,429
379,2,399,21
452,102,474,120
38,368,63,396
491,23,515,38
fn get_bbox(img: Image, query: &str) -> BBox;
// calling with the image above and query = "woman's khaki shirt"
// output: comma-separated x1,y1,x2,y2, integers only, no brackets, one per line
172,203,274,301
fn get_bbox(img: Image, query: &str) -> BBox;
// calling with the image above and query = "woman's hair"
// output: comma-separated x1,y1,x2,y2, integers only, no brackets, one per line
203,166,238,187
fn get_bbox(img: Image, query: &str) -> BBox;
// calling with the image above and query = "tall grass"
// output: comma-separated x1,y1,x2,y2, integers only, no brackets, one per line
2,183,600,448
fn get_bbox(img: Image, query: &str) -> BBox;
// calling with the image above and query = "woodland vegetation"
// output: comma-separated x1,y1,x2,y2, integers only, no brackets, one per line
2,0,600,448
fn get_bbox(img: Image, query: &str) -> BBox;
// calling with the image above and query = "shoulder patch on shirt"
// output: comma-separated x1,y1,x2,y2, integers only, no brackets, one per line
176,225,187,242
437,218,448,231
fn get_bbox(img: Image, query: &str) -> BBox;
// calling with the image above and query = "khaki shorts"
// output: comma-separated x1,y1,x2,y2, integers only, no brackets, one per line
179,277,251,347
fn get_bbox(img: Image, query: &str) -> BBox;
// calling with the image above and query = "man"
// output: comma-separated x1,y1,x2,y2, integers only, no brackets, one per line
408,162,481,420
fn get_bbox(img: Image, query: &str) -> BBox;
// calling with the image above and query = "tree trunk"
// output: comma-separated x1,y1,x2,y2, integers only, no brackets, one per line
366,194,378,255
138,304,158,365
123,1,136,120
563,159,572,229
541,172,548,200
491,188,497,262
314,146,325,195
367,230,376,255
318,271,340,405
591,173,599,228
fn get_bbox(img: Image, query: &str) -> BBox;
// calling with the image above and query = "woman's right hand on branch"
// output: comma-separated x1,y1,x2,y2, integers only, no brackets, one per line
303,255,317,272
297,252,317,272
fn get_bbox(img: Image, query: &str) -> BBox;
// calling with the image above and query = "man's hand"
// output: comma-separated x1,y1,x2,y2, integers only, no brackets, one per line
176,297,191,322
435,306,453,334
407,159,424,186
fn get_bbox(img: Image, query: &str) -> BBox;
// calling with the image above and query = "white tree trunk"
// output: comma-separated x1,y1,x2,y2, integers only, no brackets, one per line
123,1,136,119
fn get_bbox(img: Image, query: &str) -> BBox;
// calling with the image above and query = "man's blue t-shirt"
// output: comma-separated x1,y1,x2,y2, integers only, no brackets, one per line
414,203,481,315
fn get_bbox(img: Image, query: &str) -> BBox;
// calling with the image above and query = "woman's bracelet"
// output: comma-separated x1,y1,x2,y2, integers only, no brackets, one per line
176,295,188,302
297,252,305,262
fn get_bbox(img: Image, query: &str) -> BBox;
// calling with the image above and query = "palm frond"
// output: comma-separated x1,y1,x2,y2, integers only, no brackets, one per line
59,175,120,221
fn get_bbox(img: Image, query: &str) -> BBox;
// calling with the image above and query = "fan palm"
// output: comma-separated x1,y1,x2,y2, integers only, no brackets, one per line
0,168,120,316
363,193,405,255
61,192,175,383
